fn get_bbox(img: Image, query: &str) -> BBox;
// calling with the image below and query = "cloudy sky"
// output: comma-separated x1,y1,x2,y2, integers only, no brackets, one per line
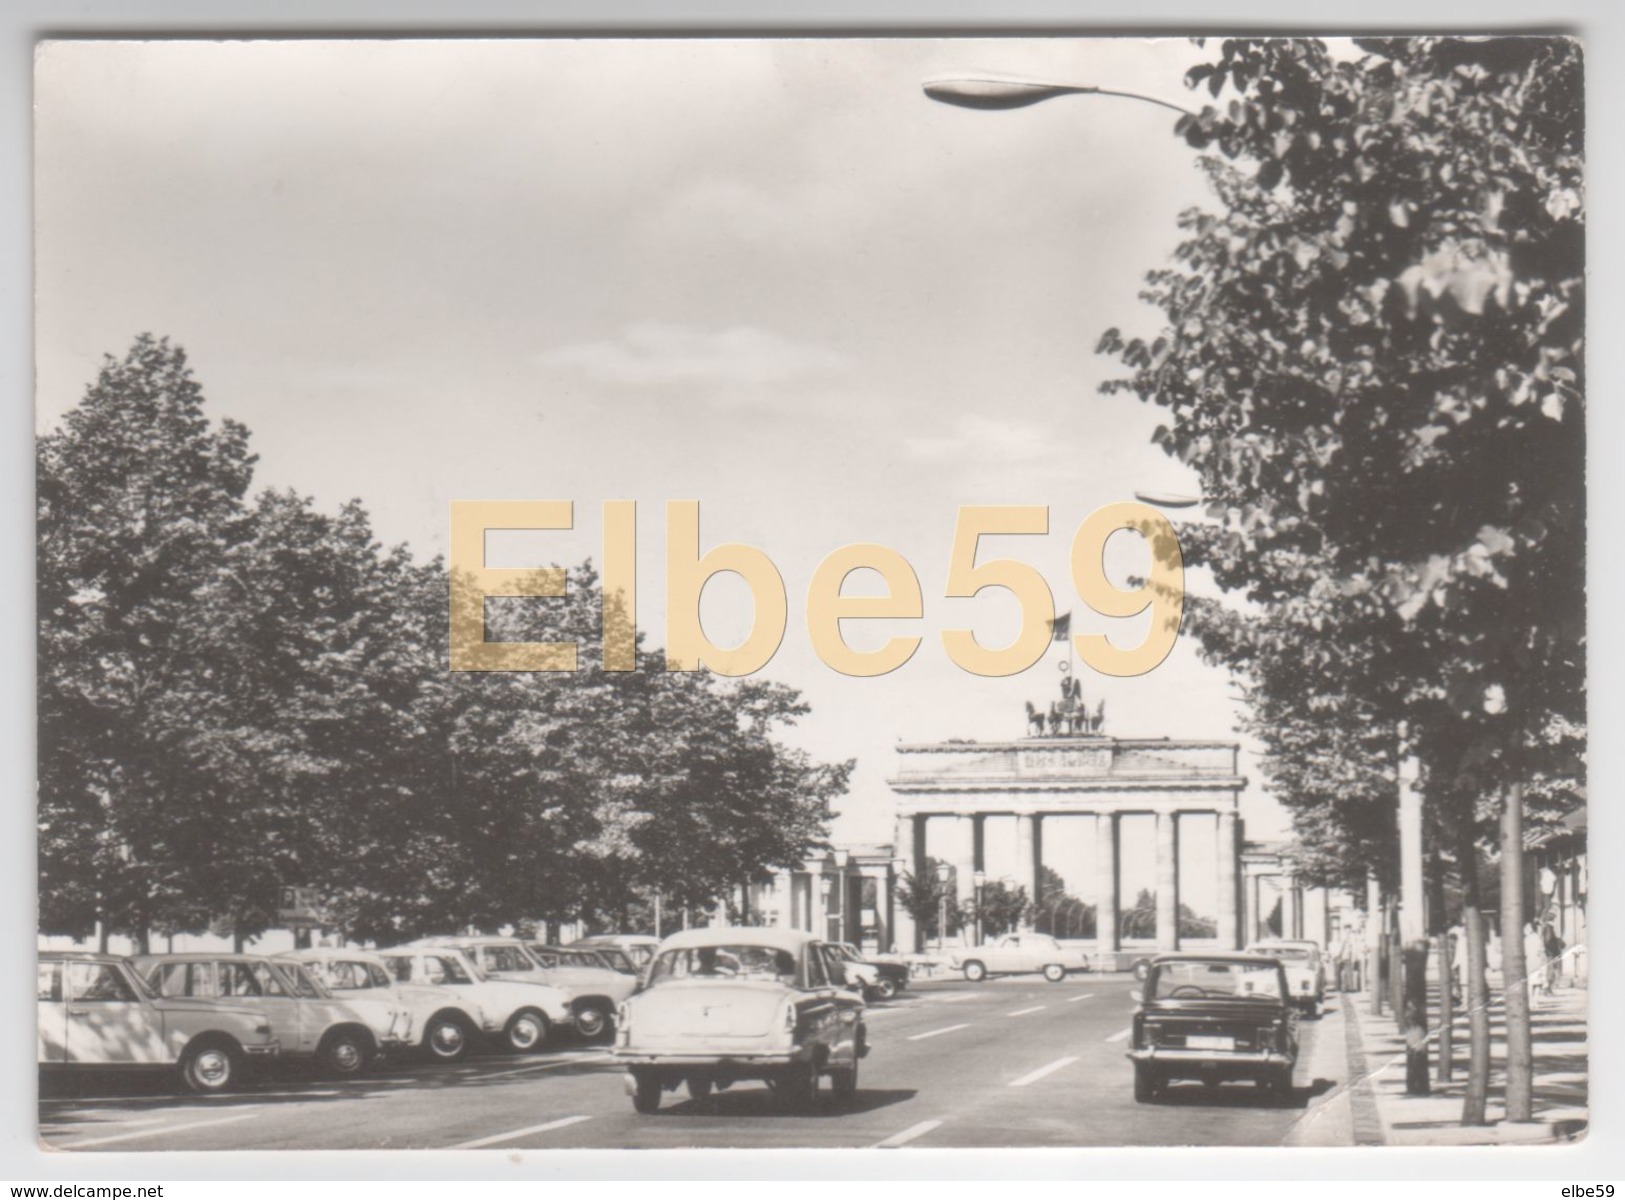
35,37,1296,913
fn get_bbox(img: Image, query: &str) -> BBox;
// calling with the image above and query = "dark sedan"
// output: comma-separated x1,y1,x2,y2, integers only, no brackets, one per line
1127,952,1298,1104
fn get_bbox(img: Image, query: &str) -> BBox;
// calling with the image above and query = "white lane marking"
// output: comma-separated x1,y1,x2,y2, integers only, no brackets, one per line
1067,992,1096,1003
1105,1027,1133,1042
907,1023,971,1042
930,992,985,1003
873,1119,943,1148
1008,1005,1047,1017
480,1052,614,1080
453,1114,592,1150
50,1110,260,1149
1008,1055,1081,1087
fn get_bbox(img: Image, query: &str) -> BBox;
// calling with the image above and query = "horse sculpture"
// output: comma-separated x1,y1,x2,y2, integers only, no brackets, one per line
1025,701,1046,736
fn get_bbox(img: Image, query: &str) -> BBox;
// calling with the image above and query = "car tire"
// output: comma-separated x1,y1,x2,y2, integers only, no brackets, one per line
424,1015,472,1063
180,1041,240,1095
318,1028,373,1078
778,1060,821,1112
574,1001,611,1041
874,976,899,1001
1132,1063,1159,1104
1273,1067,1296,1104
631,1070,662,1114
830,1058,859,1104
962,961,987,983
1042,963,1067,983
686,1075,713,1102
503,1008,550,1054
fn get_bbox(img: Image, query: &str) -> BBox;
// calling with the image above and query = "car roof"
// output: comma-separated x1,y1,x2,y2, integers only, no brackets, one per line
655,926,820,954
130,952,280,963
410,936,524,947
277,948,388,963
1151,952,1285,967
573,934,659,945
38,951,126,964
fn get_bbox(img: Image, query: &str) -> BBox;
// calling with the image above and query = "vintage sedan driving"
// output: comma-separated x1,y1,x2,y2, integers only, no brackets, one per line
1128,952,1299,1104
39,953,279,1094
614,927,867,1113
949,932,1091,982
279,947,487,1063
830,943,909,1001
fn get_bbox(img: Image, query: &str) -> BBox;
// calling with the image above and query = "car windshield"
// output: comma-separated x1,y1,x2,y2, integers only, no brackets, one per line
278,962,328,999
646,944,797,987
1152,960,1283,1000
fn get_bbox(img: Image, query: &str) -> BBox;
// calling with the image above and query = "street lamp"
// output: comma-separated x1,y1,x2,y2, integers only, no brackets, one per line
935,861,953,952
832,849,850,944
923,74,1195,117
1133,490,1202,509
973,869,987,945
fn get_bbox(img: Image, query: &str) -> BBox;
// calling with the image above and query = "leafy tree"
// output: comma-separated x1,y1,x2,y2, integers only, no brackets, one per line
896,857,962,947
1099,37,1583,1123
973,880,1031,940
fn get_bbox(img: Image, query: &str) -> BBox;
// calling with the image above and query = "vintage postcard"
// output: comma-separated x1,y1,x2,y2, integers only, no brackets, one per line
34,35,1585,1153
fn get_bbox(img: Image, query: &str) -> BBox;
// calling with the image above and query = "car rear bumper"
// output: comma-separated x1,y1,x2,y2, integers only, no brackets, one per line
1127,1048,1293,1068
614,1048,808,1067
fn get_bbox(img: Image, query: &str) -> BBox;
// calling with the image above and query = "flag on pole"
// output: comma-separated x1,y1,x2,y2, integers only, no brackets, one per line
1050,612,1071,642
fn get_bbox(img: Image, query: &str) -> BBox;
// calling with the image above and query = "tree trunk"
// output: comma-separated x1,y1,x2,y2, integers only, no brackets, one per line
1462,903,1491,1124
1501,780,1535,1122
1436,930,1454,1084
1402,937,1431,1094
1387,901,1404,1020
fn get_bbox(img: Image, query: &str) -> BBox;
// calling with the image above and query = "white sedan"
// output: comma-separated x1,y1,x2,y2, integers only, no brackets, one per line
949,933,1091,982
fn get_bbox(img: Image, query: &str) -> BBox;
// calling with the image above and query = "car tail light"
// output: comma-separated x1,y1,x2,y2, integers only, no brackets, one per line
616,1002,630,1033
783,1002,798,1033
1258,1026,1278,1051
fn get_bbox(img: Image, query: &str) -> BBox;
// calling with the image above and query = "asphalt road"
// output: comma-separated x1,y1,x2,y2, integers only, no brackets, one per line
40,975,1345,1151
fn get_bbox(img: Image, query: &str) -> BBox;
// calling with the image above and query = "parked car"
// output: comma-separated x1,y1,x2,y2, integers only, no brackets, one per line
1127,952,1299,1104
412,936,624,1041
614,927,868,1113
571,933,660,970
579,946,639,976
39,952,279,1094
830,943,909,1001
1245,940,1326,1017
522,944,639,1038
136,953,410,1077
279,947,486,1063
380,944,574,1053
949,932,1092,982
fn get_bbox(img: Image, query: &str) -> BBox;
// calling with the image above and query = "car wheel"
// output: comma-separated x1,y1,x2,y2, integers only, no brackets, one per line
180,1042,240,1094
318,1029,373,1078
778,1060,821,1112
1132,1063,1159,1104
1132,959,1152,982
687,1075,713,1102
424,1015,472,1063
574,1002,611,1041
1042,963,1066,983
1273,1067,1296,1104
504,1008,550,1054
631,1070,662,1114
874,976,899,1001
962,961,987,983
830,1058,859,1104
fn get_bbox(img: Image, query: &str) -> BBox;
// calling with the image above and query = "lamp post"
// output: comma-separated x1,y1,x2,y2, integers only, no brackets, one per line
936,861,953,952
973,869,987,944
832,849,850,944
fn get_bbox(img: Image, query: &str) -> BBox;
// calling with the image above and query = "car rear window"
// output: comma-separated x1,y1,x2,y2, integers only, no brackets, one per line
647,945,797,987
1152,960,1282,1000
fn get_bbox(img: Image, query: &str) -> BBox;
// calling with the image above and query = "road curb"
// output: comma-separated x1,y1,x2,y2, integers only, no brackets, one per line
1340,994,1387,1146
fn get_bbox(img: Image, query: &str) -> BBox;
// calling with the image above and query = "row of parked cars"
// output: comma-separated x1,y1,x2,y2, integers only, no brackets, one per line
38,932,661,1095
38,929,913,1101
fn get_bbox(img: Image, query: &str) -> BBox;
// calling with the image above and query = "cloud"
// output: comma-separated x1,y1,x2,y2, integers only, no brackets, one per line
904,415,1057,464
534,321,851,387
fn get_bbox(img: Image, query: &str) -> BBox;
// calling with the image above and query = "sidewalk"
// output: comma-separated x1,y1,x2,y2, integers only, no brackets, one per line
1340,976,1589,1146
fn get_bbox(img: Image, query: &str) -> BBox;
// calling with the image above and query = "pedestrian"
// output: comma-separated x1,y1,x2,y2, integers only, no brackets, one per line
1448,922,1466,1003
1523,921,1548,1000
1543,922,1565,992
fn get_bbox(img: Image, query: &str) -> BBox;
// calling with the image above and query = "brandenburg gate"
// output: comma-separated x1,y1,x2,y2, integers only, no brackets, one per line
887,695,1248,955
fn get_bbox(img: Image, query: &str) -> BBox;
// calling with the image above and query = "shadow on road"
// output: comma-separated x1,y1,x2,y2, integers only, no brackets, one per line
660,1086,918,1119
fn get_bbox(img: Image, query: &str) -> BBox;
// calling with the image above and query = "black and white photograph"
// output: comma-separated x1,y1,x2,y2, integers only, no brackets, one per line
31,33,1587,1157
